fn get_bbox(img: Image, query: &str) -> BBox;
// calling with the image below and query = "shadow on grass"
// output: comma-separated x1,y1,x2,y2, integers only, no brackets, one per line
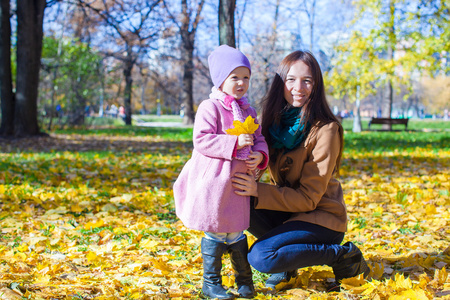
54,125,193,138
0,130,194,155
2,127,448,154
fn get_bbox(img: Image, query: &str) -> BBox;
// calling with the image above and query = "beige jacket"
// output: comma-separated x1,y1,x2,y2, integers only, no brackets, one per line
255,122,347,232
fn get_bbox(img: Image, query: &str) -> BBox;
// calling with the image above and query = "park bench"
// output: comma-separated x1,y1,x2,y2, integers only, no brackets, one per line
368,117,409,131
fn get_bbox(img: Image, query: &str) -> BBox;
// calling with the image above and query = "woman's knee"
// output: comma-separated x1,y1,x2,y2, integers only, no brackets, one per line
248,243,277,273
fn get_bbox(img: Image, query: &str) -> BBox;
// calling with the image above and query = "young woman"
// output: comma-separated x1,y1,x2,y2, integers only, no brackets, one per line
232,50,370,292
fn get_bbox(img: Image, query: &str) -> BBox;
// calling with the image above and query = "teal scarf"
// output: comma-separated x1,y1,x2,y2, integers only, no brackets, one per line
269,107,311,150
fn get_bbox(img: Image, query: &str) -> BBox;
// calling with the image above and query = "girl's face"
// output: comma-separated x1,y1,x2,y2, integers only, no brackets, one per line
220,67,250,100
283,60,314,107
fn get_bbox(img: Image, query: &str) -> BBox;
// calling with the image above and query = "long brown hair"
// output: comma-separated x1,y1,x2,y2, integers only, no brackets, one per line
260,50,344,173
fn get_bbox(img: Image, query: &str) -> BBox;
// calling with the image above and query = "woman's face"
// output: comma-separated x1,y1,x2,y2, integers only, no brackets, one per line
283,60,314,108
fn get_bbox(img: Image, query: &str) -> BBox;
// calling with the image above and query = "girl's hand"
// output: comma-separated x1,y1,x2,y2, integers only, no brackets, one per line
237,134,254,149
232,171,258,197
246,151,263,170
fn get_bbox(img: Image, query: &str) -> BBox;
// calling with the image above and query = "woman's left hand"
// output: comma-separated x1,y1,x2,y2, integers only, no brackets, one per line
232,171,258,197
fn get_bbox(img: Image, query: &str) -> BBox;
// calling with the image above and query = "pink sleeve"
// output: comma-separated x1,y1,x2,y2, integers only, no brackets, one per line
232,141,238,157
257,151,269,169
193,100,238,160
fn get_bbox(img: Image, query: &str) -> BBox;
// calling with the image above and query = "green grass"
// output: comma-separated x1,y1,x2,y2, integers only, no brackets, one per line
54,126,193,141
132,114,183,123
341,118,450,131
8,119,450,157
343,131,450,153
51,122,449,153
50,116,449,133
40,116,125,128
86,116,125,126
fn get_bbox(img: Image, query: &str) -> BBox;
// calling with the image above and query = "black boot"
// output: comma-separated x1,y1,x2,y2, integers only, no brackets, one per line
265,270,297,291
330,242,370,291
228,236,255,298
201,238,235,299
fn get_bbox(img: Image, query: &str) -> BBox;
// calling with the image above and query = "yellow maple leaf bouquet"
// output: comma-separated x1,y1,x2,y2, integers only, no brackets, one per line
225,116,259,160
225,115,259,136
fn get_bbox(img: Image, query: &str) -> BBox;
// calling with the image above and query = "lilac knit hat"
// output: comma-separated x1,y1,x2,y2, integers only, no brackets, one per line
208,45,251,89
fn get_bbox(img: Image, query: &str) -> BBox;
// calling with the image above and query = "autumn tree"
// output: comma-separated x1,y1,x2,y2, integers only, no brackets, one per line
421,76,450,115
163,0,205,125
327,0,449,129
77,0,162,125
0,0,48,137
245,0,285,102
40,37,103,127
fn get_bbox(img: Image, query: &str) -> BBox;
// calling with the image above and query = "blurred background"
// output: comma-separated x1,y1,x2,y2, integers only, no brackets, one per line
1,0,449,134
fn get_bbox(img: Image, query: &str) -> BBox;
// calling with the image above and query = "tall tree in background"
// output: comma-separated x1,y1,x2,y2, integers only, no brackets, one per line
327,0,449,129
15,0,47,136
299,0,316,52
164,0,205,125
325,32,378,131
234,0,248,48
0,0,47,137
0,0,14,135
381,0,395,127
219,0,235,47
247,0,283,102
77,0,162,125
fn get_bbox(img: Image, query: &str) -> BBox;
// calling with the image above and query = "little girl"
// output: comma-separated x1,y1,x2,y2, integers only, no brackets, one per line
173,45,268,299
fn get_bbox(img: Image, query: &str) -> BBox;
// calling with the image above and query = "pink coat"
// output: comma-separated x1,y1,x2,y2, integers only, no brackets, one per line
173,90,268,233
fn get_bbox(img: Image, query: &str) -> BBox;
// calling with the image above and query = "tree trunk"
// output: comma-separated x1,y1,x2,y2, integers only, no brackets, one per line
382,0,395,130
0,0,14,135
383,79,393,118
382,79,394,131
179,0,204,125
219,0,236,47
181,34,195,125
303,0,316,52
267,0,280,94
47,68,57,130
140,70,148,114
15,0,46,137
99,67,105,117
352,86,362,132
123,57,133,125
72,78,86,126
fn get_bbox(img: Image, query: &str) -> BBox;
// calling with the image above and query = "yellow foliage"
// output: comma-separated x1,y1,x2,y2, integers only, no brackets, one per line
149,258,171,275
0,288,22,300
222,275,235,288
86,251,99,263
0,132,448,299
421,76,450,114
434,267,448,286
140,238,159,250
83,219,105,230
388,289,430,300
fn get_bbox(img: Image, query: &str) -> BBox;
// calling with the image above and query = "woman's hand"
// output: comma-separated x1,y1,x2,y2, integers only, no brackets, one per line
246,151,263,170
237,134,254,149
232,171,258,197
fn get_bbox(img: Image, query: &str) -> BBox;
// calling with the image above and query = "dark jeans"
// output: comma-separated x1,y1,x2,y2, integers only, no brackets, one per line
247,200,345,274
